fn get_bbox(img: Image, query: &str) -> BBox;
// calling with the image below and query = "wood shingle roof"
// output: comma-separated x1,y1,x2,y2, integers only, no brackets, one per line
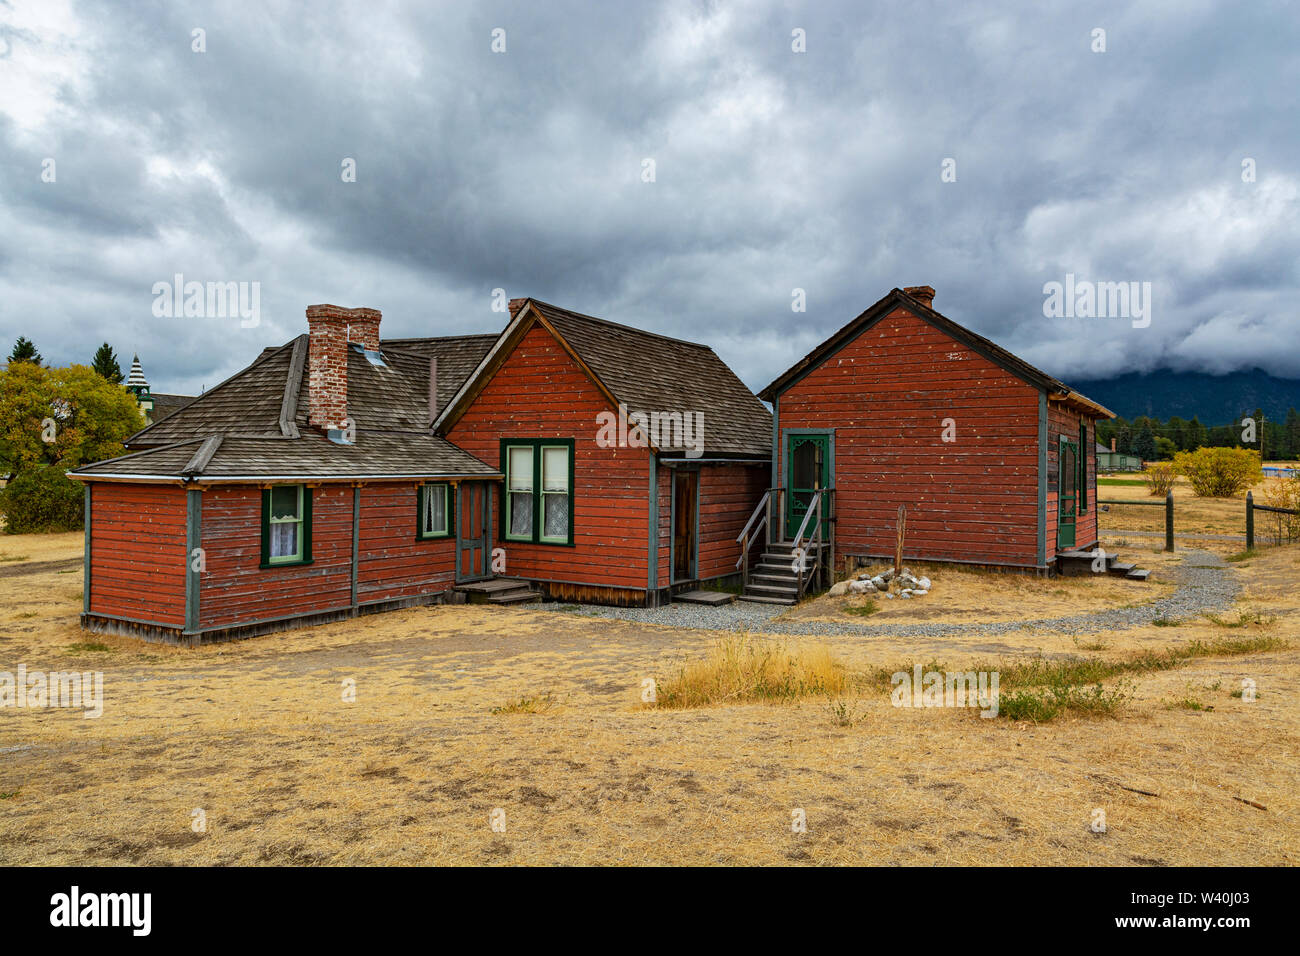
80,330,502,482
437,299,773,458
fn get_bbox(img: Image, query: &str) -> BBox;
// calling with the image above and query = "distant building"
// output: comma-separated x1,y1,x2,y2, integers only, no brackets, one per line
124,354,196,426
1096,440,1142,472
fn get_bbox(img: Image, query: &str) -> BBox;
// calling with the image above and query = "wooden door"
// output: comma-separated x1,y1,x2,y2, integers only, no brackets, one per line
456,482,491,582
1058,437,1078,549
672,470,698,583
786,434,830,539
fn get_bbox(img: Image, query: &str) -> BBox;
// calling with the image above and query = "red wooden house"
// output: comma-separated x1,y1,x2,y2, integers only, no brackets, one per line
747,286,1115,600
69,299,771,643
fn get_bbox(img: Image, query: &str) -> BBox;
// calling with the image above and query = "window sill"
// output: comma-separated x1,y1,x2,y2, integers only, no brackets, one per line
260,558,314,570
504,537,575,548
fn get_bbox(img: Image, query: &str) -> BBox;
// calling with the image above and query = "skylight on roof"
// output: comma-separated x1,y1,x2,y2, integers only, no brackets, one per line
351,344,388,368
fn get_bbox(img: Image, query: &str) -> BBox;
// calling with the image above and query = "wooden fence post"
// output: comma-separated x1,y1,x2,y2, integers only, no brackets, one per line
1165,490,1174,552
1246,491,1254,551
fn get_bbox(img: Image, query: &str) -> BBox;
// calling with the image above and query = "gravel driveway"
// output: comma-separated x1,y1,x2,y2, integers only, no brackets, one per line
537,549,1240,639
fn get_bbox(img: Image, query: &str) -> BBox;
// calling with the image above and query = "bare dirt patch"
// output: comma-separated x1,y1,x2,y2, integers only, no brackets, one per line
784,561,1174,627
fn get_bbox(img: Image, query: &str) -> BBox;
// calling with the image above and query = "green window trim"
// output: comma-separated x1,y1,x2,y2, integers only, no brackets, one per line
499,438,575,546
416,482,455,540
1078,421,1089,513
260,484,313,569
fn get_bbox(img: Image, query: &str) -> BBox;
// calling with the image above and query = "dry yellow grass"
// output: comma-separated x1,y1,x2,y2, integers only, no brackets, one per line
789,560,1174,627
1099,477,1250,537
0,534,1296,865
650,636,852,708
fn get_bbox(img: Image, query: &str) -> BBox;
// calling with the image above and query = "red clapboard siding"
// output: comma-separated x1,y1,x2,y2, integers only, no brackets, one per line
695,463,769,580
199,484,353,628
356,481,457,602
777,305,1041,566
89,483,188,626
446,322,651,589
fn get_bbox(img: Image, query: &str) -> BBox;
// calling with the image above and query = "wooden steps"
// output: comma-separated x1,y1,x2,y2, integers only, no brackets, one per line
740,541,802,605
1056,549,1152,582
673,590,737,606
455,577,542,605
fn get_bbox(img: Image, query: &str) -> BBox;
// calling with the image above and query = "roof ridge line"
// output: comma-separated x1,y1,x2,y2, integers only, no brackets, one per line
126,336,301,444
380,333,499,345
69,436,206,473
279,334,308,437
182,434,224,476
528,299,712,350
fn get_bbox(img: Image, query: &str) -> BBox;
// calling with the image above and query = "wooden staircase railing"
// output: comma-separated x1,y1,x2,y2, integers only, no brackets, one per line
738,487,834,599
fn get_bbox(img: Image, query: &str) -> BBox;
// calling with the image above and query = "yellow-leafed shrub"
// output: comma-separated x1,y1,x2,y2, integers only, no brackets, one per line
1173,447,1261,498
1143,461,1177,497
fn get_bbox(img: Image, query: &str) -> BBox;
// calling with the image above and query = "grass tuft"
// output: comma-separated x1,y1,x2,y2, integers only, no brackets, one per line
843,600,878,617
491,692,559,715
1201,610,1277,629
652,636,857,709
999,681,1133,722
871,634,1286,723
827,697,866,727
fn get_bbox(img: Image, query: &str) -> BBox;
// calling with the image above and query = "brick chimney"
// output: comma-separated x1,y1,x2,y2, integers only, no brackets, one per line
904,286,936,308
1111,437,1117,452
305,304,382,430
508,298,528,319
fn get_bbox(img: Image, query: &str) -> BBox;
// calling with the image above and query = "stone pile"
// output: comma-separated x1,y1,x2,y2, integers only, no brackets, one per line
828,566,932,600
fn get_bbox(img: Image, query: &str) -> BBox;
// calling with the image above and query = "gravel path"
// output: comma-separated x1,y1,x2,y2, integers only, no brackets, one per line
536,549,1240,639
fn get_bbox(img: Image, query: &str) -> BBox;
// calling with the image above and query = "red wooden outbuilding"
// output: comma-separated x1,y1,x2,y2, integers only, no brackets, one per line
746,285,1114,598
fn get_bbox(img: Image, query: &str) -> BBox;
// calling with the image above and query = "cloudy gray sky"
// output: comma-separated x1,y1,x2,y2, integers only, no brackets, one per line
1,0,1297,397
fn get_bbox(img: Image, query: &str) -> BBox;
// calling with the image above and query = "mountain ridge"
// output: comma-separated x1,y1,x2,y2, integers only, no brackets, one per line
1065,368,1300,423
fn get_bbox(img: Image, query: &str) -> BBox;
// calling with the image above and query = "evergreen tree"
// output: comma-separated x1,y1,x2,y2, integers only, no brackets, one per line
7,336,41,366
91,343,124,384
1133,422,1157,462
1188,416,1208,451
1284,408,1300,460
1252,406,1267,458
1167,416,1189,450
1114,419,1133,456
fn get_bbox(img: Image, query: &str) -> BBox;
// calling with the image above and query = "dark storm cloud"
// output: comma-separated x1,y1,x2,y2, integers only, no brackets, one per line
0,0,1296,395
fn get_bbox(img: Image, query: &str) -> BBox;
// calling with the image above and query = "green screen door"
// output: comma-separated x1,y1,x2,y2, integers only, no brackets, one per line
1058,436,1078,549
786,434,830,539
